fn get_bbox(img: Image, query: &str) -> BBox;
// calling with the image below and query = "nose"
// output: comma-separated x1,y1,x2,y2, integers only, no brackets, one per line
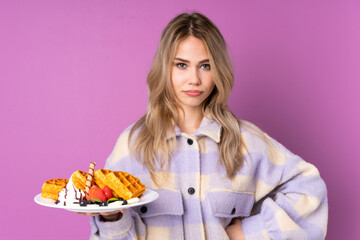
188,68,201,85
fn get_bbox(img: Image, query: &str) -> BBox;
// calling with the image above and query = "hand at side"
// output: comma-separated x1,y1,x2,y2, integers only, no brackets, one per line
225,218,245,240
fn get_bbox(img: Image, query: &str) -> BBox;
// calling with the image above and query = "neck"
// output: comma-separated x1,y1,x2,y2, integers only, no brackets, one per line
176,106,204,134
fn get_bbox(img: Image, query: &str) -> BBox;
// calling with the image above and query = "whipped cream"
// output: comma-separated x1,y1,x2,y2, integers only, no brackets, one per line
57,176,86,206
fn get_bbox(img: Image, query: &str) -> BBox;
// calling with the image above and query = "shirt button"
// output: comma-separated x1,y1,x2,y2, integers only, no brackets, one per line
231,208,236,215
188,187,195,195
140,206,147,213
187,139,193,145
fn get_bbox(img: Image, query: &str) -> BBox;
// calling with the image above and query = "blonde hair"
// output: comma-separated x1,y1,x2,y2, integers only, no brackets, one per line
129,12,244,180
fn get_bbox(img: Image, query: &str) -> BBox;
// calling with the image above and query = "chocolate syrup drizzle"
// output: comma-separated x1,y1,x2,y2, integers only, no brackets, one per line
55,185,85,206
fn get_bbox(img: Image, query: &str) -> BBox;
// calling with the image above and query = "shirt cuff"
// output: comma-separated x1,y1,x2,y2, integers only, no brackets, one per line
93,212,133,239
241,214,270,239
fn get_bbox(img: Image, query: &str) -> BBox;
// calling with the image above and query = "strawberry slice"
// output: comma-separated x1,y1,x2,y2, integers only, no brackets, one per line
103,185,113,200
87,185,106,201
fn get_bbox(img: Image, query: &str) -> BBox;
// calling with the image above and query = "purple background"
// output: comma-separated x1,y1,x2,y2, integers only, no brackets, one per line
1,0,359,239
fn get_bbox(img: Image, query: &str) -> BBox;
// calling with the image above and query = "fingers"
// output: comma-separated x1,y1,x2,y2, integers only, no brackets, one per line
100,209,125,216
74,212,100,216
225,218,244,240
86,212,101,216
74,209,126,218
99,211,123,221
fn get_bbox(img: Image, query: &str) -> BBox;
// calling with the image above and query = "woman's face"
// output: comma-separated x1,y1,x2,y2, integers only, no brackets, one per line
171,36,215,114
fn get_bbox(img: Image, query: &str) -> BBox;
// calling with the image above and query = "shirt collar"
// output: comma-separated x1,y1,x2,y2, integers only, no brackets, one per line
167,117,222,143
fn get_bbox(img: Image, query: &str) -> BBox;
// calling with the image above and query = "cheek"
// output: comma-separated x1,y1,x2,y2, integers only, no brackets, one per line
209,83,215,94
203,74,215,90
170,77,181,94
171,70,185,91
170,69,177,90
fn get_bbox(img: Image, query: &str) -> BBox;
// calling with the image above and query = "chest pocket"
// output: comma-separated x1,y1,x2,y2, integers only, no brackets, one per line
133,189,184,218
208,189,254,218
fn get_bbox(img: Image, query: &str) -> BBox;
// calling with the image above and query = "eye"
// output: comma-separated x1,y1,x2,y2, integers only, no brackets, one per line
176,63,187,69
200,64,211,70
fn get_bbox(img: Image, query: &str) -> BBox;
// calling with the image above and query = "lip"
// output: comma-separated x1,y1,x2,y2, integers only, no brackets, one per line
183,90,203,97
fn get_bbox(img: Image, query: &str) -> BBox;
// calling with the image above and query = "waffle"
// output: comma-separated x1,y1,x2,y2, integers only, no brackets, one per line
94,169,112,190
105,171,146,200
41,178,69,200
71,170,88,191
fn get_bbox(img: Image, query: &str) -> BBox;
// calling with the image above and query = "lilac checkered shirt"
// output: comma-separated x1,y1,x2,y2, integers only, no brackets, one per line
90,118,328,239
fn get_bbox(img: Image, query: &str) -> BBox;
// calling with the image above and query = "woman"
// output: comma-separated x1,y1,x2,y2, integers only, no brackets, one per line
89,12,328,240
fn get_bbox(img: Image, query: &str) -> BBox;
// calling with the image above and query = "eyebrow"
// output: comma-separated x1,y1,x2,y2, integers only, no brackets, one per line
174,57,210,64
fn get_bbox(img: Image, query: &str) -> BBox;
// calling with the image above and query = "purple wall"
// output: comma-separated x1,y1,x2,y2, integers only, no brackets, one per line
1,0,359,239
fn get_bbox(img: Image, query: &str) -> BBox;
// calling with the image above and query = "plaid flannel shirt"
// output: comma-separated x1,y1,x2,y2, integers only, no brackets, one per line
90,118,328,240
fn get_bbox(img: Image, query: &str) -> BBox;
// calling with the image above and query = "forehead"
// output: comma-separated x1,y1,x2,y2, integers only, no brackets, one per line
175,36,209,59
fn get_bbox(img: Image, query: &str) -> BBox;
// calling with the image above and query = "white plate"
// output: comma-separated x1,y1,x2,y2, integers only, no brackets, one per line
34,189,159,213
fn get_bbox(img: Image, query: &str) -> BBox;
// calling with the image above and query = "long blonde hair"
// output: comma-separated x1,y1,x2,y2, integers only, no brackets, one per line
129,12,244,180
